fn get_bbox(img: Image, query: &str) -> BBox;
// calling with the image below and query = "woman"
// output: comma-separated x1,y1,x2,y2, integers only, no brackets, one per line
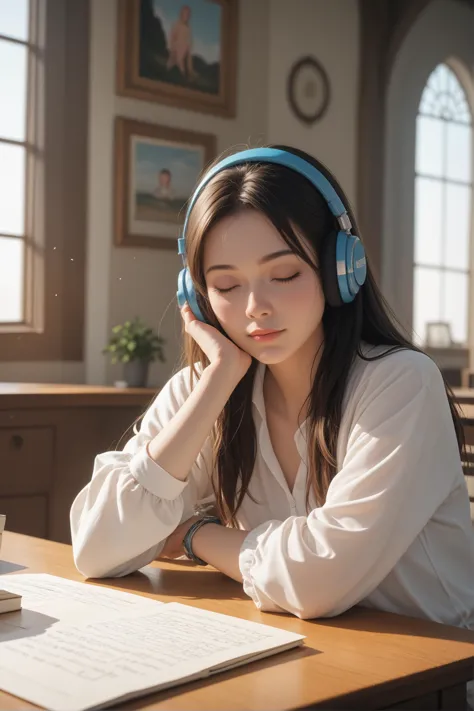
71,146,474,635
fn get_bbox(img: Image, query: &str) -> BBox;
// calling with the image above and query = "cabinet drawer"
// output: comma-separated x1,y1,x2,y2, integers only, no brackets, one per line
0,495,48,538
0,427,54,495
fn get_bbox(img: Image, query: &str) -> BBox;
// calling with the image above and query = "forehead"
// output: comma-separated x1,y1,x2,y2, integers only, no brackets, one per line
203,211,293,268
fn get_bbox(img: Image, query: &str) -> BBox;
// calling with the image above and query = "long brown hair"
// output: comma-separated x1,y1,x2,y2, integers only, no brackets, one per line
176,145,464,526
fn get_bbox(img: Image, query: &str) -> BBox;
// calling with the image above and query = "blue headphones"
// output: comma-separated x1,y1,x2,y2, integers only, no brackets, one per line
176,147,367,322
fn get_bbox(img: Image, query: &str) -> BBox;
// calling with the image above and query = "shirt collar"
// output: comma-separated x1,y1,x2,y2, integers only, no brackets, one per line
251,362,308,453
252,362,267,421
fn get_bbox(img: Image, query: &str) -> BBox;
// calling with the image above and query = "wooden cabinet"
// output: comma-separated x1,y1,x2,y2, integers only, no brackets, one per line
0,383,157,544
0,495,48,538
0,426,54,496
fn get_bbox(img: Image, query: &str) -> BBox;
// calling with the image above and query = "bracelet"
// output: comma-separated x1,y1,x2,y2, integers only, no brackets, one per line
182,516,221,566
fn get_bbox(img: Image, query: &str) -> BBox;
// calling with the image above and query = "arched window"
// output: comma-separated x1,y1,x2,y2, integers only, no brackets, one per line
413,63,472,347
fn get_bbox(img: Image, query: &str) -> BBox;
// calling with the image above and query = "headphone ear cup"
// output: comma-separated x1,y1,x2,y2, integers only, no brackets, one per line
321,231,343,308
177,268,187,309
177,268,208,323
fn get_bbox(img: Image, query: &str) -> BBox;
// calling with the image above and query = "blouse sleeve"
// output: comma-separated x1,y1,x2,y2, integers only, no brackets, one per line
70,367,214,579
238,352,461,619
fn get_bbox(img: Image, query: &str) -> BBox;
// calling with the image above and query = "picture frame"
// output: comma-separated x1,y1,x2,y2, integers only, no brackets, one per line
114,117,217,250
117,0,238,118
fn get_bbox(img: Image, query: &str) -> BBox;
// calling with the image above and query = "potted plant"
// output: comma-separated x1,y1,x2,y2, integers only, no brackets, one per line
103,317,165,387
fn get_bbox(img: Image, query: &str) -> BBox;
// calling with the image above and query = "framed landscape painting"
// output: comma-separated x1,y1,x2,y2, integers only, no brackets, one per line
117,0,238,117
114,118,216,249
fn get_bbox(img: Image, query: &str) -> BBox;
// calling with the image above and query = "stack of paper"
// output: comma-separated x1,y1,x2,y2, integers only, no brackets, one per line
0,590,21,614
0,574,305,711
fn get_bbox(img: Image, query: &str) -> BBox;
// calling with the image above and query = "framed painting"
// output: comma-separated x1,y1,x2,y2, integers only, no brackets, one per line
114,117,216,249
117,0,238,117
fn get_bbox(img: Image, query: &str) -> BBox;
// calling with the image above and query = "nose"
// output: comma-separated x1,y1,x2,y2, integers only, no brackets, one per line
245,286,272,320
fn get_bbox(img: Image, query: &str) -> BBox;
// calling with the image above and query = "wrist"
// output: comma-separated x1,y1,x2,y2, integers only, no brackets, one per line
192,522,221,553
182,516,221,566
207,359,247,384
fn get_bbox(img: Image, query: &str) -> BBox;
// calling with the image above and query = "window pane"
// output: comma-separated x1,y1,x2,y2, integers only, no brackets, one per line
445,183,471,270
0,142,25,234
0,40,27,141
419,64,471,124
419,65,446,117
435,64,449,93
443,270,468,345
414,177,443,266
413,266,442,345
446,122,471,183
416,115,443,177
446,65,471,124
0,236,23,322
0,0,29,41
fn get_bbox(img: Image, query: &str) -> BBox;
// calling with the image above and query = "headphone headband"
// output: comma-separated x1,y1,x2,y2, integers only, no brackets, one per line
181,148,352,243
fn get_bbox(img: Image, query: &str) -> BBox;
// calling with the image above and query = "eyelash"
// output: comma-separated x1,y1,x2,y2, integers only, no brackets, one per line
213,272,301,294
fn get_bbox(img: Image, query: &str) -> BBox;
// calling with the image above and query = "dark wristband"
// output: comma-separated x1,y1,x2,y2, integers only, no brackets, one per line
182,516,221,566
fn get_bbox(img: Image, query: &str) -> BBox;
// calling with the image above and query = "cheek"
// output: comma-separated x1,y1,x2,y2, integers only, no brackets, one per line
279,274,324,312
207,293,239,327
283,279,325,333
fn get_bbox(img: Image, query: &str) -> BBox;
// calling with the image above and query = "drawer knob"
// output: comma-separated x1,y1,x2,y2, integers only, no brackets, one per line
11,434,24,450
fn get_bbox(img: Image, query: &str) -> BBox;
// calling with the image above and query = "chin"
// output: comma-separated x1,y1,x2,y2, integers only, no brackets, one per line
254,354,287,365
249,347,294,365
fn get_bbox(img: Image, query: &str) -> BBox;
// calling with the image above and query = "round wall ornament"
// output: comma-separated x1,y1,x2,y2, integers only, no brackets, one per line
287,56,330,124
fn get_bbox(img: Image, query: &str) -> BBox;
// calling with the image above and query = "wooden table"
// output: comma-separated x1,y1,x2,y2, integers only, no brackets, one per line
1,533,473,710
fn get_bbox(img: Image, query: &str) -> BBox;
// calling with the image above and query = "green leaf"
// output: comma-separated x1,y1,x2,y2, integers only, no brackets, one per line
103,317,166,365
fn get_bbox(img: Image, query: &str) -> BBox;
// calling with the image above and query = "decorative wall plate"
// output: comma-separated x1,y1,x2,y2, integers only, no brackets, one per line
287,56,330,124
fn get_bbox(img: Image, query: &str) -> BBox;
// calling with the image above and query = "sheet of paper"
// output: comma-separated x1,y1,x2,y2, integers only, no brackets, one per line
0,574,164,636
0,602,305,711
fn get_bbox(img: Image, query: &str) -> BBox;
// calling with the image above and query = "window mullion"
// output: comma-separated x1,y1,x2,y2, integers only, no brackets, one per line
0,33,31,48
441,117,448,323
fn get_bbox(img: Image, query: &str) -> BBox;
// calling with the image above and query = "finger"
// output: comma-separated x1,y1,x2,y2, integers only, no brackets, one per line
181,306,200,333
180,303,195,320
180,304,192,325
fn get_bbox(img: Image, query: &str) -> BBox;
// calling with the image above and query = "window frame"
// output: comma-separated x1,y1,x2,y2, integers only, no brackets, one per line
413,62,472,348
384,38,474,373
0,0,37,329
0,0,88,362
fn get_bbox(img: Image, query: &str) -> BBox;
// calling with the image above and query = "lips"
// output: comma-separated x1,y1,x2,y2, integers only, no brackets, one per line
249,329,281,337
248,329,284,342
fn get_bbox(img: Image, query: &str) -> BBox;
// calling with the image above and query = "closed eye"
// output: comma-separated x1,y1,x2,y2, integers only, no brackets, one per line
273,272,301,283
213,285,238,294
213,272,301,294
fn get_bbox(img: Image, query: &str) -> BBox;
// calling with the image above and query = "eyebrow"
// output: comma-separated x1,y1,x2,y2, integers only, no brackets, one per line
205,249,295,275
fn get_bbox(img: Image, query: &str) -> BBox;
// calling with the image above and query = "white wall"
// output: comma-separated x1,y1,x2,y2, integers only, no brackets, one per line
266,0,359,206
3,0,360,386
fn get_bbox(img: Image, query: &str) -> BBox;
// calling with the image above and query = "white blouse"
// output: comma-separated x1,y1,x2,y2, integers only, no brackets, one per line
70,346,474,630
